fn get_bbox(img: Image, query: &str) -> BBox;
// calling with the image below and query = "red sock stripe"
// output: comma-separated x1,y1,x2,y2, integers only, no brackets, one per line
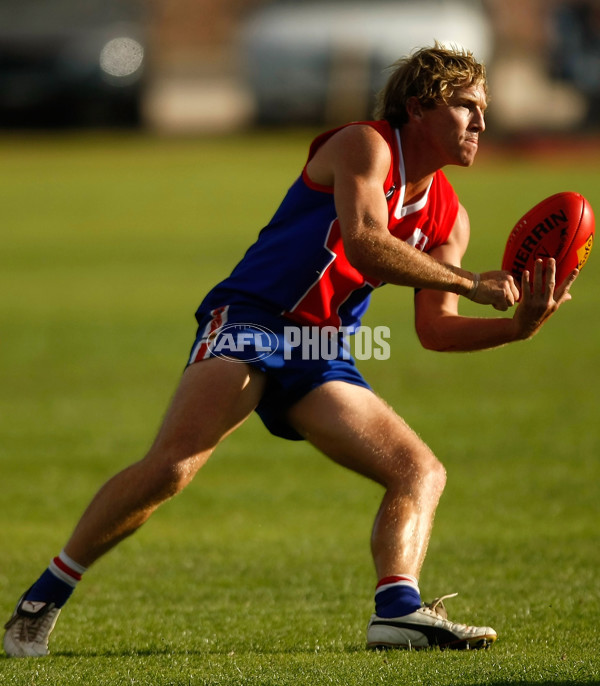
376,575,415,589
53,556,82,582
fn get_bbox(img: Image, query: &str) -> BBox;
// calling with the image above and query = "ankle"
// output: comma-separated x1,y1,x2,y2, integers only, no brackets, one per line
25,550,88,609
375,574,422,618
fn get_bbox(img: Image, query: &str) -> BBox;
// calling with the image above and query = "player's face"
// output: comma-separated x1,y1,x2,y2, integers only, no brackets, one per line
422,83,487,168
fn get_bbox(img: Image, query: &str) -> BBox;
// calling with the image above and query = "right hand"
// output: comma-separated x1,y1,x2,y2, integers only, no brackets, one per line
470,270,520,311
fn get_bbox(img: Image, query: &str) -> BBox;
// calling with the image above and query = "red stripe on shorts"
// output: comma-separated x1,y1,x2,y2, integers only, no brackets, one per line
191,305,228,362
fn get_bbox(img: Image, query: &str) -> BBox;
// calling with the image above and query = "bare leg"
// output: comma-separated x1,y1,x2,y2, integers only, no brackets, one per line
286,381,446,579
64,358,266,567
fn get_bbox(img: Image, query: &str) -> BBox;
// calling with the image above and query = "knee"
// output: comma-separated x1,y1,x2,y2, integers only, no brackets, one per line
138,444,209,503
410,451,446,496
428,456,447,496
386,447,446,496
155,460,197,500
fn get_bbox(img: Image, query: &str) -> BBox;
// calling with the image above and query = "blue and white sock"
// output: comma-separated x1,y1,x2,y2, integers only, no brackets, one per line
25,550,87,609
375,574,422,618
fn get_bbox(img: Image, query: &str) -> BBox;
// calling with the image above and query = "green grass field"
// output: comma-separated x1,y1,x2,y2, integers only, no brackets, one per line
1,131,599,685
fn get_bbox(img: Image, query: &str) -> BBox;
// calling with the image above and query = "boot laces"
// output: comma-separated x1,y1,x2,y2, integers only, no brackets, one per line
422,592,459,620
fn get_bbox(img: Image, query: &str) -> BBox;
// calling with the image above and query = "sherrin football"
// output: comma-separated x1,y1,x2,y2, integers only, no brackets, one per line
502,192,594,287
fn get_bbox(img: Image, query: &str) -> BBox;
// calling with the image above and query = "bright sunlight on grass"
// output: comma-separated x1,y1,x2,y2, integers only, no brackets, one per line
1,132,599,685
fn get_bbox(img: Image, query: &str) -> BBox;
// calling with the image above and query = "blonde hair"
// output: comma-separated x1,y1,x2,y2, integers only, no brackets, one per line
374,43,487,126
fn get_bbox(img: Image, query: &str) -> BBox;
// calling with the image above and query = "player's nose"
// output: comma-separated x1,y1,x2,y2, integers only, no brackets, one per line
472,107,485,132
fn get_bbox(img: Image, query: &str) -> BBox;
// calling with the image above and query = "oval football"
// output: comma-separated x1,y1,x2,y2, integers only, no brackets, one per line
501,191,595,285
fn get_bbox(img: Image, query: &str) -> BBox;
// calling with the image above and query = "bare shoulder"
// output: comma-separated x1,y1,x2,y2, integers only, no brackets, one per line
331,122,389,145
328,124,390,164
307,123,391,186
450,203,471,246
428,202,470,265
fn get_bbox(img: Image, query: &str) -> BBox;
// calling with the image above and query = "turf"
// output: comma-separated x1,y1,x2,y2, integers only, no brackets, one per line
1,131,599,685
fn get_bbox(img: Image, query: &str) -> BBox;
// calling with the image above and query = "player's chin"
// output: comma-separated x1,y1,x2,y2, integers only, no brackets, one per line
458,145,478,166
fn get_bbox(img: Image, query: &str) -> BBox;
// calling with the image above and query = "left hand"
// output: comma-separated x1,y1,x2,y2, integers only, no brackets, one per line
511,258,578,340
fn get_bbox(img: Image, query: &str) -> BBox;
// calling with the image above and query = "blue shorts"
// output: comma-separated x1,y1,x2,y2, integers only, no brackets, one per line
187,303,371,441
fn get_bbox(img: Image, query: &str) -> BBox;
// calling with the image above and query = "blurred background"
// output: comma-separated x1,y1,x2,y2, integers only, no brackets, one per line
0,0,598,137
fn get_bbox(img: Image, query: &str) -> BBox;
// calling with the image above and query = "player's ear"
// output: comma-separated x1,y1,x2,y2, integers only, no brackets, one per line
406,96,424,121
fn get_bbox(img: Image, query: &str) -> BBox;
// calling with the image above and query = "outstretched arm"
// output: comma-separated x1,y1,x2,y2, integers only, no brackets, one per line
414,206,578,352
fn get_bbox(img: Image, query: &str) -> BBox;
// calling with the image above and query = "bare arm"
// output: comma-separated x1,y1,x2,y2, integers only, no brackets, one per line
306,124,518,310
414,207,579,352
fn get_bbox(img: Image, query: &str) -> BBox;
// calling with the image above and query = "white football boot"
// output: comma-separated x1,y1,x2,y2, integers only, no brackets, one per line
367,593,497,650
3,596,61,657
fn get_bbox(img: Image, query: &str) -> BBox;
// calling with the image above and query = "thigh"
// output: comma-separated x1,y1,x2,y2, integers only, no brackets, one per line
286,381,438,486
150,357,267,458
